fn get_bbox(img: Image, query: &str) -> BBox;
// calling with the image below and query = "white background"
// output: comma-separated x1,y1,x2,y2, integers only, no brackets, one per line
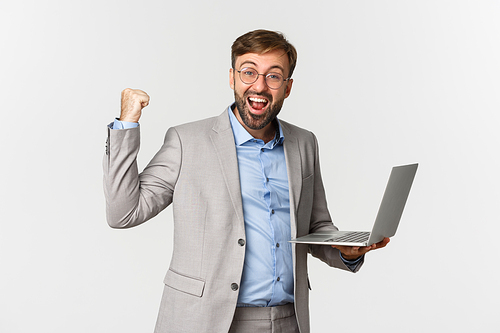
1,1,499,332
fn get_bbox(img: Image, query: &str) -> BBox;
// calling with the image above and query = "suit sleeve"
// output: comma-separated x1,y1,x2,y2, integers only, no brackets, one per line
307,133,364,273
103,125,182,228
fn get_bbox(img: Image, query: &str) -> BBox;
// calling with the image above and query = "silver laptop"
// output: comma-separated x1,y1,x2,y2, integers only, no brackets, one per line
289,163,418,246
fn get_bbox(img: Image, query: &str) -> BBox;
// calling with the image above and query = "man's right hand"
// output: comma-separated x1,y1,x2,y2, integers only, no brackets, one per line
120,88,150,123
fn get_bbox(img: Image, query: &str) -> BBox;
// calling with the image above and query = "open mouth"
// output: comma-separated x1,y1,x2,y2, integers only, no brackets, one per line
247,96,269,114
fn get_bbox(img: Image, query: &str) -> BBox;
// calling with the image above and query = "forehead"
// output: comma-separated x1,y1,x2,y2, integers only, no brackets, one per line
235,49,290,74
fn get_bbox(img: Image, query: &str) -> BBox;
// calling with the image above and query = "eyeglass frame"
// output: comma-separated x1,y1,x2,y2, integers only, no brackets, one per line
234,67,291,90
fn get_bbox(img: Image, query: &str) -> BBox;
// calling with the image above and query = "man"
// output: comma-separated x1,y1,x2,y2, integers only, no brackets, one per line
103,30,389,333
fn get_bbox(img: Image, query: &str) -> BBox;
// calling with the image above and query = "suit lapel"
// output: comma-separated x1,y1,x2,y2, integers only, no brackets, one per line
210,110,245,226
282,122,302,237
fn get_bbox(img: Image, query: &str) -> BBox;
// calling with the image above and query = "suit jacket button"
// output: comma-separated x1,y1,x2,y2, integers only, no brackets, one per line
231,283,239,291
238,239,245,246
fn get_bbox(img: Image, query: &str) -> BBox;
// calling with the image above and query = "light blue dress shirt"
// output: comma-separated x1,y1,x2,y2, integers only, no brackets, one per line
227,106,294,307
111,119,138,129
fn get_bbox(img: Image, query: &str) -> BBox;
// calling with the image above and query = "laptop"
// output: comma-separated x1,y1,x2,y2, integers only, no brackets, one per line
289,163,418,247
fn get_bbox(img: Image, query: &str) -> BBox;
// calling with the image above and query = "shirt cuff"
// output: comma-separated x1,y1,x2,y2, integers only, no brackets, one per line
339,253,364,271
111,118,139,129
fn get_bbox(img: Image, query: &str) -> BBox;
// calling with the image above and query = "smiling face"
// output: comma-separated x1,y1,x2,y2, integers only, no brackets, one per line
230,49,293,139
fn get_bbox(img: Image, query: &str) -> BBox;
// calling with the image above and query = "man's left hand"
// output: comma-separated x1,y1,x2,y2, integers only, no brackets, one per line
331,237,390,261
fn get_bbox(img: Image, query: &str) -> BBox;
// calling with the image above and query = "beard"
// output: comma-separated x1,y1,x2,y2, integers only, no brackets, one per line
233,89,285,131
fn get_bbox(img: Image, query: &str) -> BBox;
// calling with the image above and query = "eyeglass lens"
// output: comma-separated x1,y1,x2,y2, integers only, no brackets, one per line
239,68,284,89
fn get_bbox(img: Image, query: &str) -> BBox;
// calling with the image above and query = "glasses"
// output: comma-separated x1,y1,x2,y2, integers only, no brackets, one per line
235,67,290,90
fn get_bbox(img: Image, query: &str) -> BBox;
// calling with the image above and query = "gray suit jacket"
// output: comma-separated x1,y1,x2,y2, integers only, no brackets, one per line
103,109,362,333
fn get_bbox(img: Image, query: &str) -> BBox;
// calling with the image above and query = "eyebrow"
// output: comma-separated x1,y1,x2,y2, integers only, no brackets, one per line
239,61,285,74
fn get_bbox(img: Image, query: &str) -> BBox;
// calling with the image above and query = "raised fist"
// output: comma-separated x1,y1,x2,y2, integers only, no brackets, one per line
120,88,150,123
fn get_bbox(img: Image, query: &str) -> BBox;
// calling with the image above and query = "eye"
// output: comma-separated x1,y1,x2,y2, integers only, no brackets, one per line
241,68,256,76
267,73,282,81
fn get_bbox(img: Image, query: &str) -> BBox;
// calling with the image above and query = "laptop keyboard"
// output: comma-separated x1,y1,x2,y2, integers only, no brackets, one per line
326,232,370,243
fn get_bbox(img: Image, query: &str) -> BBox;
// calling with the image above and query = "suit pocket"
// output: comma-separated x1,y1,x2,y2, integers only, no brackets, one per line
302,173,314,193
164,268,205,297
302,172,314,182
298,173,314,221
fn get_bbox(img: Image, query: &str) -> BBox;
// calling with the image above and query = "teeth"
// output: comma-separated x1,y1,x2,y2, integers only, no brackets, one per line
249,97,267,103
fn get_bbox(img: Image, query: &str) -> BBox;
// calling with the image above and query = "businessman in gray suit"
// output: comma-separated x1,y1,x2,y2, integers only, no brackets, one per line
104,30,389,333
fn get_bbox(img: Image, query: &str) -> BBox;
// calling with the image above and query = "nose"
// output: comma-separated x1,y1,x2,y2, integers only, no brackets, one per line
252,73,268,91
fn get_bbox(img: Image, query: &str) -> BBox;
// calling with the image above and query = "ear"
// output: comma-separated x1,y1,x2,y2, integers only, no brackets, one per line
229,68,235,90
284,78,293,99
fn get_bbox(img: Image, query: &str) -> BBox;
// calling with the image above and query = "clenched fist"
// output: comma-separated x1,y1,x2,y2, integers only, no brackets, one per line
120,88,150,123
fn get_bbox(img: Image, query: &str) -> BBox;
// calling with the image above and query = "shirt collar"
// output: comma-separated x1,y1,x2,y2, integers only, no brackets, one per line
227,103,285,147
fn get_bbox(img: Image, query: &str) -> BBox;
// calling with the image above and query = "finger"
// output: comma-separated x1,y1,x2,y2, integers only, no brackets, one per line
139,92,150,103
374,237,390,249
361,238,390,255
122,88,150,103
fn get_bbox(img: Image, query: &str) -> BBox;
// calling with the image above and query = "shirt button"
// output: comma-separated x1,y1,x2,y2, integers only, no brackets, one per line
231,283,239,291
276,243,280,248
238,239,245,246
277,277,280,282
261,148,264,152
271,209,275,214
266,177,269,182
